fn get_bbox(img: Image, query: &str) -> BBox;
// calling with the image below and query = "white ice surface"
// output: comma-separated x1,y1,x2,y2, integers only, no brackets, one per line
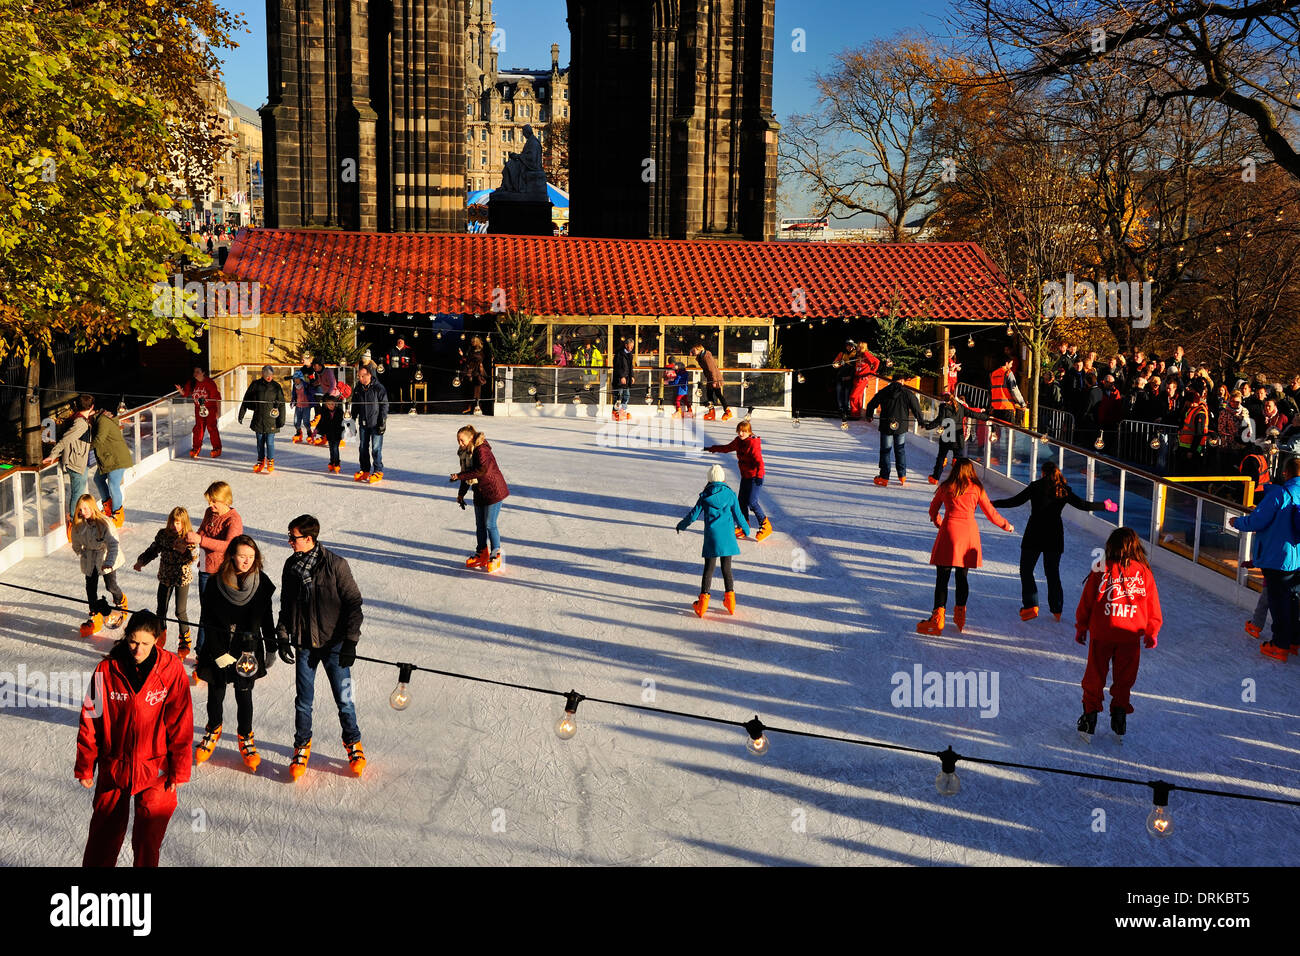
1,414,1297,866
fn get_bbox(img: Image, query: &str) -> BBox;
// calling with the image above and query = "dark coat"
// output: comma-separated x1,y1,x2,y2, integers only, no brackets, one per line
276,544,363,651
927,398,987,443
991,478,1106,554
91,412,134,474
612,348,634,387
316,404,345,443
351,379,389,429
196,571,277,686
461,348,488,385
454,439,510,505
239,378,286,433
864,382,924,436
694,349,722,387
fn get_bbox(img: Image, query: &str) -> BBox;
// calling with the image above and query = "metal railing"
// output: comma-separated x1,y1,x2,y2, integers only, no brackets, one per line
954,382,1074,444
897,379,1267,594
494,365,793,413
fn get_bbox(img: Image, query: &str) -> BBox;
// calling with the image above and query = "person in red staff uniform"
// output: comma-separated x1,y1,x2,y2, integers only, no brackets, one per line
176,365,222,458
75,610,193,867
1074,527,1163,740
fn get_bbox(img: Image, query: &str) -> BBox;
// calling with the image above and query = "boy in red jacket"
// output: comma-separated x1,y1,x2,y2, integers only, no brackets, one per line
705,420,773,541
76,610,193,866
1074,527,1162,740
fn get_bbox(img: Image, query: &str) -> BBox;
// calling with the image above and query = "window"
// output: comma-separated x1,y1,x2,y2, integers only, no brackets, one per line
481,152,487,166
537,85,546,99
466,103,472,116
481,128,487,141
541,107,549,122
563,88,568,101
564,106,569,118
523,105,531,119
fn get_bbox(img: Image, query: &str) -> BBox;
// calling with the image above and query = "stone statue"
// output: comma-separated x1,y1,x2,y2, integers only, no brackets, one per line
496,124,548,201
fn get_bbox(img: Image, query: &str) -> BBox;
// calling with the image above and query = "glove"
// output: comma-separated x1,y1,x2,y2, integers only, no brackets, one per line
457,495,466,510
376,421,386,435
1103,499,1118,512
449,474,460,483
337,642,356,668
277,642,296,665
1075,628,1087,645
1143,633,1157,649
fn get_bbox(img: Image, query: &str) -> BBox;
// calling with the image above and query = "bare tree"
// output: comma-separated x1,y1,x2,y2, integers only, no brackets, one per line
779,36,958,239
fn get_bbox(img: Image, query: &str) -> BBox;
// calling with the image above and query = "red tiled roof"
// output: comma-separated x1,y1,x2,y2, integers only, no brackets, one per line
223,228,1028,321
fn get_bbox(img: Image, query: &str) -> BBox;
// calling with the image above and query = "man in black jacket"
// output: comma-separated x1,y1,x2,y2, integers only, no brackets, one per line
864,372,925,486
612,337,634,421
276,514,365,779
350,365,389,483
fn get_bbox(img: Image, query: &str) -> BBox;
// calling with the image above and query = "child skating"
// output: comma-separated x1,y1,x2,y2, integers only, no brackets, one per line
317,394,346,473
676,464,751,616
705,419,773,541
70,494,128,637
1074,527,1163,742
132,506,199,650
665,362,693,418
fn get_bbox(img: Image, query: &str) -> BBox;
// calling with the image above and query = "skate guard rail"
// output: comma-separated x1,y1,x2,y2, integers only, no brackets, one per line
493,365,793,415
884,377,1266,593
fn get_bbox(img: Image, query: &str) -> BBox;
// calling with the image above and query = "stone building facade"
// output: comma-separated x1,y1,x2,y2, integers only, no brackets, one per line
465,1,570,193
262,0,468,232
566,0,779,241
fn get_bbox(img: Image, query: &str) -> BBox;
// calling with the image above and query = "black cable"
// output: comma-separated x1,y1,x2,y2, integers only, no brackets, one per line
7,576,1296,810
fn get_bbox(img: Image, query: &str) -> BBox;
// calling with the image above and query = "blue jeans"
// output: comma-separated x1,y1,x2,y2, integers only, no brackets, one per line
359,427,384,473
66,469,88,518
474,499,502,552
256,432,277,461
614,386,630,409
294,406,311,434
92,467,125,513
194,571,210,654
739,476,766,524
294,640,361,748
879,432,907,479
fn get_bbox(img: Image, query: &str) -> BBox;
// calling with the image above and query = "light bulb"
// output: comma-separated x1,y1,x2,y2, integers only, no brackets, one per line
556,691,583,739
1006,323,1013,335
1146,807,1173,838
925,349,932,358
1149,437,1161,450
967,336,974,347
797,374,805,384
935,746,961,796
413,329,418,337
535,400,543,409
792,416,801,428
389,664,415,710
437,331,442,339
528,385,537,396
414,369,424,382
572,395,581,404
744,717,770,757
359,324,366,331
389,683,411,710
890,420,899,430
235,651,258,677
389,327,395,334
452,376,461,388
1094,436,1105,450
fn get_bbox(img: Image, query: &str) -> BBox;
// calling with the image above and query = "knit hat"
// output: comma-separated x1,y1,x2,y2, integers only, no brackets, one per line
707,464,726,484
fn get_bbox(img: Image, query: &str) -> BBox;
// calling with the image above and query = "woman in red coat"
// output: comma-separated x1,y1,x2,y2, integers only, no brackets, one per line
75,610,193,867
917,458,1014,634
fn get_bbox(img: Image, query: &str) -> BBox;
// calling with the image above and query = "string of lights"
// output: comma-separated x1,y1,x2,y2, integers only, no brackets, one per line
5,577,1298,839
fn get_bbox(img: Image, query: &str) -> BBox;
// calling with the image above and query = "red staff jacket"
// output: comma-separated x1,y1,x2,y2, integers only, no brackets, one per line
75,649,193,793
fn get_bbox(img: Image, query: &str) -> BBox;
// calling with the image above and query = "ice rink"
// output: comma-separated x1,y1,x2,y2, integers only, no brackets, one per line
2,413,1298,865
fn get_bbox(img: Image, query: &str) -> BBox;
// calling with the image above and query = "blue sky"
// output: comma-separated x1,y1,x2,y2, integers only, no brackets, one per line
218,1,955,220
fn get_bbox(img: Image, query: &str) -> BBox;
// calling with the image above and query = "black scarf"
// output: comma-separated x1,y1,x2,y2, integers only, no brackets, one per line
289,545,323,609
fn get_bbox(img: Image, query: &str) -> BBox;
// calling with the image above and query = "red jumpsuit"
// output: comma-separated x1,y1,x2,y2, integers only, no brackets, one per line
182,378,222,455
76,645,193,866
1075,561,1163,714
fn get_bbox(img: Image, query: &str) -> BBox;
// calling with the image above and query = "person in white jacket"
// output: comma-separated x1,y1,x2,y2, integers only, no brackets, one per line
69,494,127,632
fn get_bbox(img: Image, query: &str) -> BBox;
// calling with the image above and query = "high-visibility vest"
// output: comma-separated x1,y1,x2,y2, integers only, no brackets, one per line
1178,401,1209,449
990,367,1015,410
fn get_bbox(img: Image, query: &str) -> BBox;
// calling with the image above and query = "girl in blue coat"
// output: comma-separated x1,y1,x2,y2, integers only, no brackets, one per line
676,464,751,616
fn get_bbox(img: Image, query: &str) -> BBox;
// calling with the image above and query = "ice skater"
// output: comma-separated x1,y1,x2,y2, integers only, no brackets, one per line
1074,527,1163,741
666,361,693,418
132,506,199,647
991,461,1116,622
705,419,773,541
676,463,751,617
864,371,925,486
76,610,192,867
451,426,510,573
71,494,128,637
917,459,1014,635
924,390,987,484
